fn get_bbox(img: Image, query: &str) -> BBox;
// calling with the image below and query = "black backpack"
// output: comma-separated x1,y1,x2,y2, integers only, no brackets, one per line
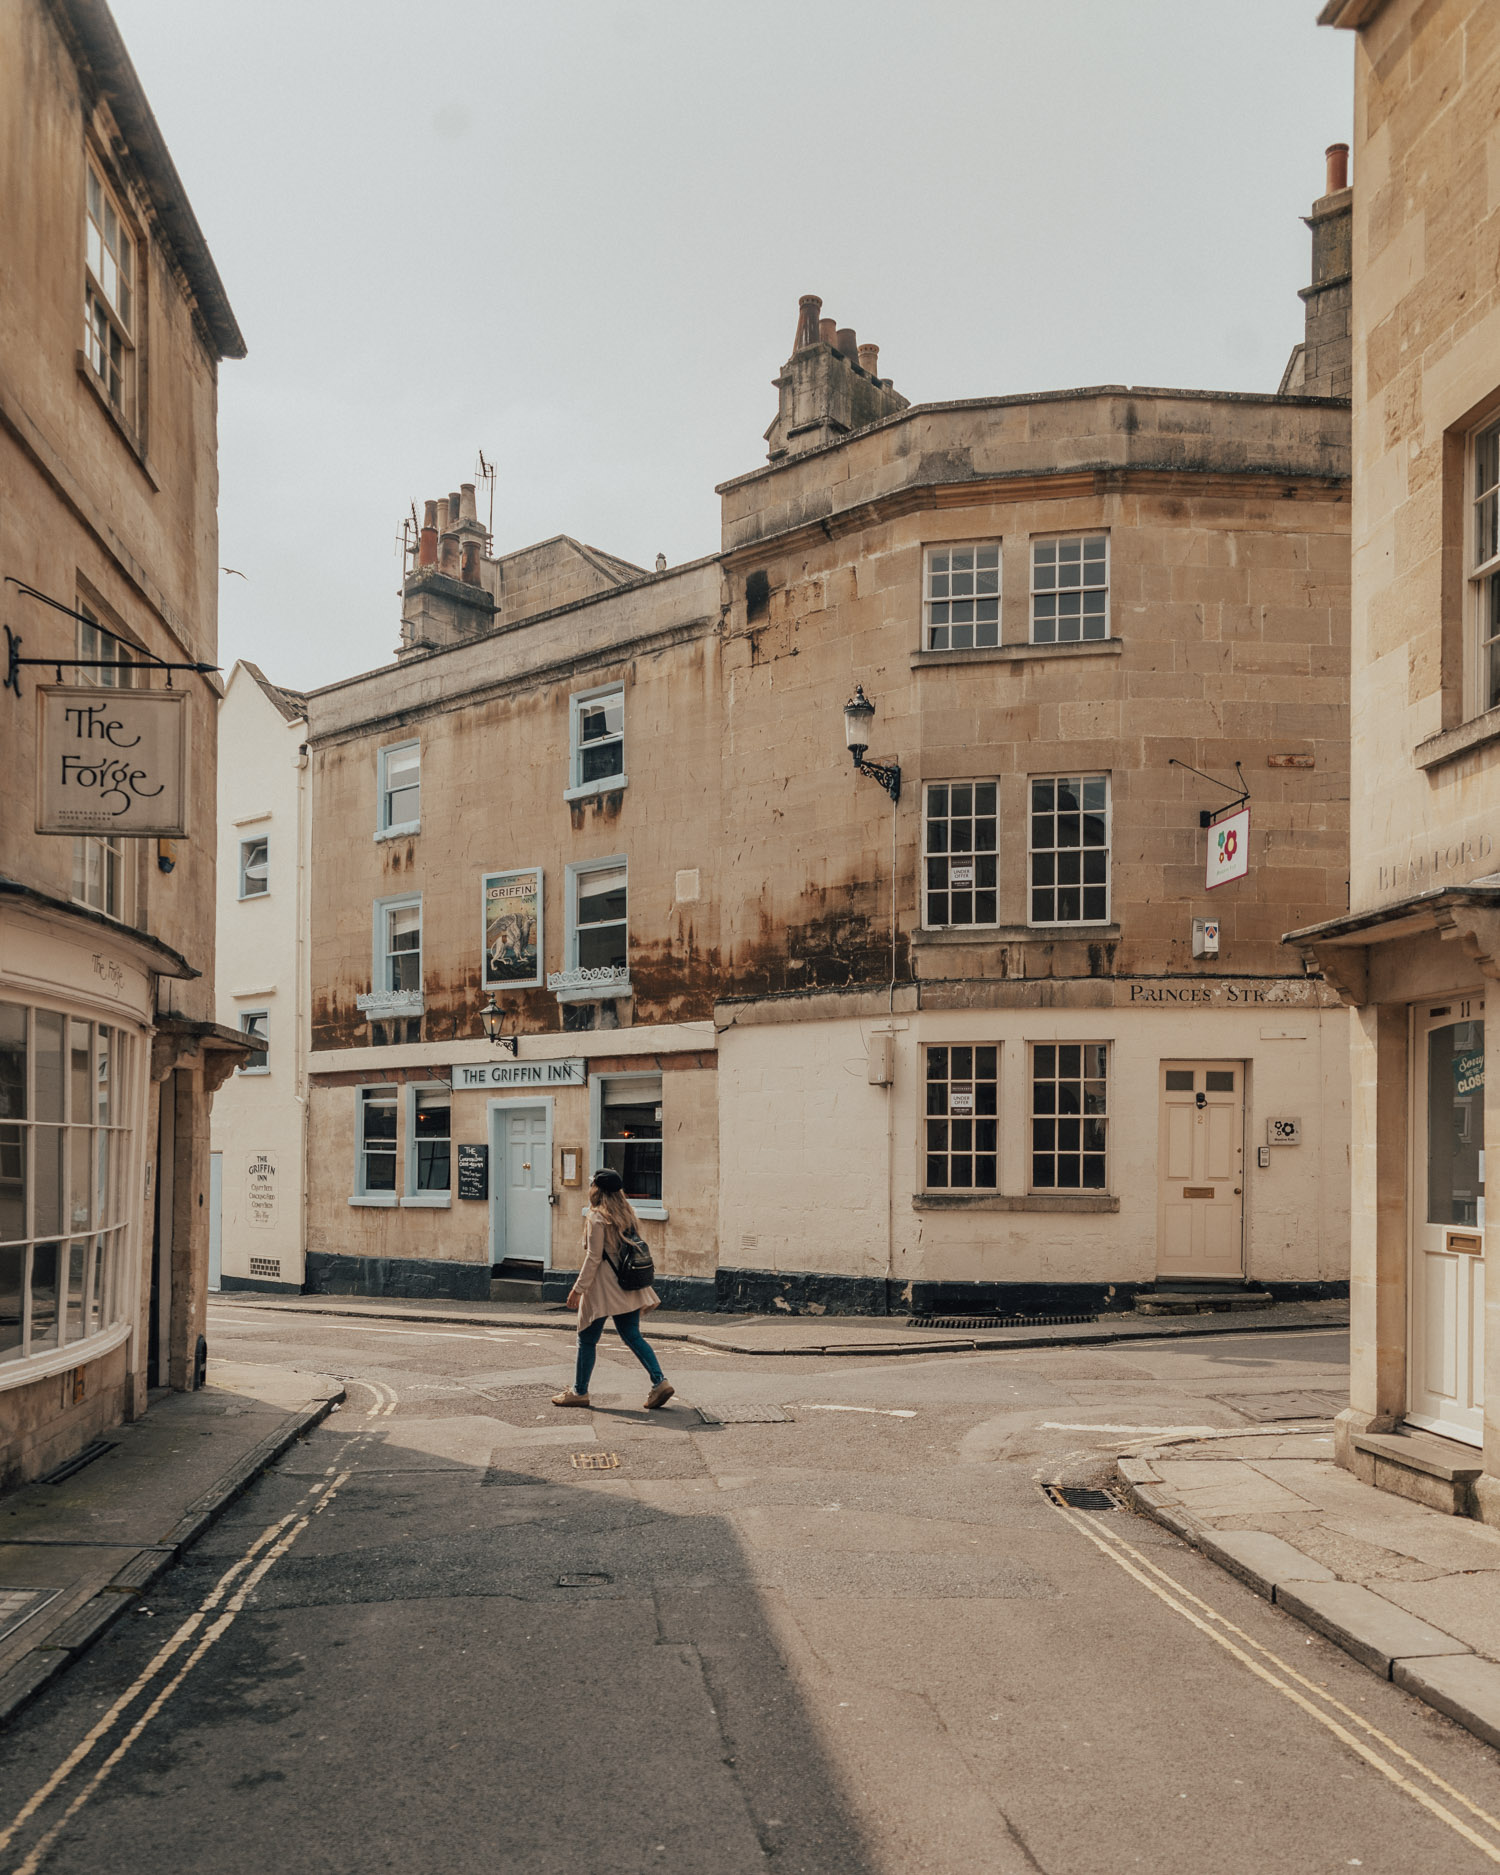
605,1226,656,1292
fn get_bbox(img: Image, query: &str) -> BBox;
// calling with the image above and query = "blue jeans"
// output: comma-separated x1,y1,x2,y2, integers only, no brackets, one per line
574,1309,664,1395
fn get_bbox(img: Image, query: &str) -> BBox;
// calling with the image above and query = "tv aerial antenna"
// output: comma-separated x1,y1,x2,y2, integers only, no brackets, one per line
476,450,496,547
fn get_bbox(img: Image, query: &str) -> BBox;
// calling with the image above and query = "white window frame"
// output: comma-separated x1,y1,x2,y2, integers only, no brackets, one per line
565,682,627,801
402,1082,452,1208
1028,1041,1110,1193
588,1070,667,1221
553,857,629,1002
1027,775,1112,928
1030,534,1110,644
1470,414,1500,718
922,543,1001,651
376,739,421,838
350,1084,399,1206
238,836,269,900
83,158,137,423
70,609,135,924
922,781,1000,930
237,1010,269,1075
372,893,423,997
921,1044,1000,1192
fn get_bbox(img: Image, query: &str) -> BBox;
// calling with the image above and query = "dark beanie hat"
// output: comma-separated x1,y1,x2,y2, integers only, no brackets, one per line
591,1168,624,1194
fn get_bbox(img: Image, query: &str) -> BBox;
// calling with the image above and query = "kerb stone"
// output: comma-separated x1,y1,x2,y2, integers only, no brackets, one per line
1276,1580,1472,1678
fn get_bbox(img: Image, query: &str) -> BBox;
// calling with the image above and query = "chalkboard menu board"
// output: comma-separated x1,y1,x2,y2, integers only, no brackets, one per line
457,1143,488,1200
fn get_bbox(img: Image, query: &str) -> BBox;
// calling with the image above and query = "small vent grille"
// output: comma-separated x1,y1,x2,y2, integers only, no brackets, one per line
571,1452,620,1470
914,1313,1099,1331
249,1257,281,1279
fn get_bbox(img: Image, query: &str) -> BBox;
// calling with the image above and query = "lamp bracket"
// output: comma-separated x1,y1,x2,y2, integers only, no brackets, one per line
854,756,901,804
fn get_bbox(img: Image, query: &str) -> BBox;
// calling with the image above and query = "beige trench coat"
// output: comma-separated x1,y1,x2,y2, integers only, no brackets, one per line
574,1209,660,1330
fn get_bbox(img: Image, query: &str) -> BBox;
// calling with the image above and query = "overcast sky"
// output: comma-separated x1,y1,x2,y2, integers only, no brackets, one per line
110,1,1352,695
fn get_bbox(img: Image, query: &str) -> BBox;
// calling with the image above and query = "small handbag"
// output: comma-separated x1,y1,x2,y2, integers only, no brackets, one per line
605,1226,656,1292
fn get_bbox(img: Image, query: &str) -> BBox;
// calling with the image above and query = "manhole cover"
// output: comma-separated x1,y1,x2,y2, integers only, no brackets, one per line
0,1588,60,1645
1046,1485,1122,1511
695,1404,790,1425
557,1573,612,1588
571,1452,620,1470
1215,1391,1345,1423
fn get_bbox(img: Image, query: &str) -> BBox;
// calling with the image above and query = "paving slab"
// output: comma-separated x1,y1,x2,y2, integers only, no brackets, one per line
0,1360,342,1729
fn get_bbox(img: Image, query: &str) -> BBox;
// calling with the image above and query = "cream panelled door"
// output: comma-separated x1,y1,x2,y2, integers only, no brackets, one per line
1409,999,1485,1445
489,1101,552,1267
1157,1062,1245,1280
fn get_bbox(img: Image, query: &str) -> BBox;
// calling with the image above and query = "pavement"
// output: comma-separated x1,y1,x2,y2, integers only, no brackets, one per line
208,1288,1348,1357
0,1360,342,1728
1118,1429,1500,1758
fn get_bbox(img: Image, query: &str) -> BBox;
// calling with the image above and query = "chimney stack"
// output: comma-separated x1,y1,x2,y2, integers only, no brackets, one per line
1325,142,1349,194
795,295,822,350
1276,145,1353,400
858,343,880,379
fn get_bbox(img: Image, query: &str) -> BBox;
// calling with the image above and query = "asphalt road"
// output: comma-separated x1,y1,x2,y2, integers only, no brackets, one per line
4,1308,1500,1874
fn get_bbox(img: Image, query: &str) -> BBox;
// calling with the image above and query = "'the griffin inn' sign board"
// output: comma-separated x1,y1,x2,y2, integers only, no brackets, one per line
35,686,191,838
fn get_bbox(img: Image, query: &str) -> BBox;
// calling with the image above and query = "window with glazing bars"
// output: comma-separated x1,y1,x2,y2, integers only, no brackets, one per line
573,864,627,971
1031,1043,1107,1190
924,783,998,926
924,546,1000,650
382,901,421,992
1474,419,1500,713
571,688,625,788
1029,776,1109,924
411,1089,450,1192
377,742,420,833
924,1046,998,1189
1031,536,1108,643
358,1087,398,1194
84,162,135,417
238,1012,268,1072
71,611,134,920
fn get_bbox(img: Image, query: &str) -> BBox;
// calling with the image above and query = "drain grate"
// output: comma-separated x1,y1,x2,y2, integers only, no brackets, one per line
915,1314,1099,1331
570,1452,620,1470
695,1403,790,1425
0,1588,61,1645
1045,1484,1123,1511
557,1572,612,1588
39,1440,116,1485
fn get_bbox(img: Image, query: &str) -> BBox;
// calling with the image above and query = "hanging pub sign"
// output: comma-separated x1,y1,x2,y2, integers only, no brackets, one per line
482,867,542,989
1206,806,1250,891
35,685,190,837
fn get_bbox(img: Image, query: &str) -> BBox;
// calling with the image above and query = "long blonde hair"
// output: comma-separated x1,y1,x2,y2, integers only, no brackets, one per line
589,1185,641,1240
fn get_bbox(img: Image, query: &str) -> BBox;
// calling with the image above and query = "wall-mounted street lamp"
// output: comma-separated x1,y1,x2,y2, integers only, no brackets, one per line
843,684,901,803
479,993,518,1055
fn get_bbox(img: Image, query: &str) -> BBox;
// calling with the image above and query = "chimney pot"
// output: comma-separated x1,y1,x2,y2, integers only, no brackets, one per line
460,482,477,522
835,327,856,360
858,343,880,377
1325,142,1349,194
448,492,462,524
436,498,450,535
439,534,460,576
819,318,837,347
795,294,822,350
418,524,437,568
460,540,480,585
423,499,438,528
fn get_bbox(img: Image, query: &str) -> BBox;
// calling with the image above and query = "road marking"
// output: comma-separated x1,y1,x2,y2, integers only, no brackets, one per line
1046,1492,1500,1864
797,1404,917,1419
0,1455,357,1873
360,1378,398,1419
1040,1423,1221,1435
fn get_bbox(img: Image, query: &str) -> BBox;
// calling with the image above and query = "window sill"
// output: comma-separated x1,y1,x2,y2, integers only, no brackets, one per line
75,353,159,488
237,891,270,903
913,924,1121,945
550,972,631,1004
1414,707,1500,772
564,776,629,803
235,1067,270,1078
913,1192,1119,1213
348,1194,397,1207
634,1204,669,1223
911,638,1122,670
400,1193,452,1209
374,823,420,842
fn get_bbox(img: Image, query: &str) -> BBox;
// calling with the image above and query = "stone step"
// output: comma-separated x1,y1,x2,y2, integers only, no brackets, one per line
1135,1291,1274,1317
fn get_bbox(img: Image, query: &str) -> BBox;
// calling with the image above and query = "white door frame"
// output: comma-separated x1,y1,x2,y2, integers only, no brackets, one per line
488,1097,554,1268
1407,993,1485,1444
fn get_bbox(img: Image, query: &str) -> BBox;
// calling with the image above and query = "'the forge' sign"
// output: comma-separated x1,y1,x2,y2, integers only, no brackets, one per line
36,686,190,837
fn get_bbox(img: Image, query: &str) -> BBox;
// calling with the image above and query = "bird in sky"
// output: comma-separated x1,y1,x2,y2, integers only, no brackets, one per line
220,567,247,578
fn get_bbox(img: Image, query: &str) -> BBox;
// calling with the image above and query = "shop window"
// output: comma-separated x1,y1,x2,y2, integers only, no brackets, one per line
1029,776,1110,925
377,740,420,836
1030,1043,1108,1191
0,1004,133,1372
405,1085,451,1203
239,837,269,899
354,1086,398,1201
1471,417,1500,715
568,684,625,794
924,545,1000,650
924,1046,998,1189
84,160,137,422
1031,535,1108,643
923,783,999,927
594,1073,663,1213
238,1011,268,1074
